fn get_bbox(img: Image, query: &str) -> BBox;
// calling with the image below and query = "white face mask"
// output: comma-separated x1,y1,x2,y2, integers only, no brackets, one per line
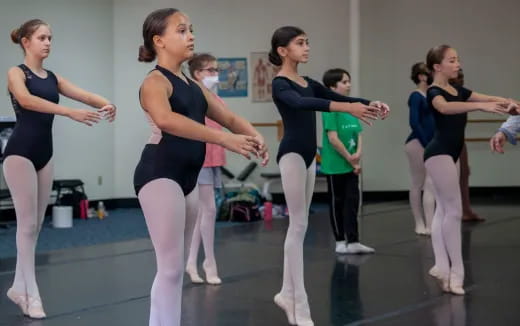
202,75,219,93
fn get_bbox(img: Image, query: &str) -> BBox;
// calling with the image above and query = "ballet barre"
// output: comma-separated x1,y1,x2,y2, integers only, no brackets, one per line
251,120,283,141
466,119,518,142
465,137,520,142
467,119,506,123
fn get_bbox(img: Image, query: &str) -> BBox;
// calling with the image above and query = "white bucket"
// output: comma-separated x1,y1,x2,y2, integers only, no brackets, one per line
52,206,73,228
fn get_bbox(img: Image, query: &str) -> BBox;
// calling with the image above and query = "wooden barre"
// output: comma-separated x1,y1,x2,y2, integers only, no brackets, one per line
252,120,284,140
465,137,520,142
467,119,506,123
252,122,278,127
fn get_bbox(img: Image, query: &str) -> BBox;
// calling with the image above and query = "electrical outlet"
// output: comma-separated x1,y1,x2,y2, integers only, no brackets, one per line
98,176,103,185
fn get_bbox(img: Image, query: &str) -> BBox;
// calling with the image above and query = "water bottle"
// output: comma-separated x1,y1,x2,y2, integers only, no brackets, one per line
97,201,106,220
264,201,273,221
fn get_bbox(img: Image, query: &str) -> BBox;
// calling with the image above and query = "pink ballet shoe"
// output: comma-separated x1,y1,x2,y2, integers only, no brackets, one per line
6,288,28,315
186,266,204,284
27,295,46,319
428,266,440,278
295,299,314,326
203,260,222,285
429,267,450,293
449,272,465,295
274,293,296,325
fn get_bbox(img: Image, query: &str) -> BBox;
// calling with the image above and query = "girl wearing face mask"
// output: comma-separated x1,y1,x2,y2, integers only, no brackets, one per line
269,26,389,326
186,53,225,285
424,45,514,295
5,19,116,319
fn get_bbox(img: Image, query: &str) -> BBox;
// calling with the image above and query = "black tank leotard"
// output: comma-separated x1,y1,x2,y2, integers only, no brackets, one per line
271,76,370,168
4,64,59,171
133,65,208,195
424,85,472,162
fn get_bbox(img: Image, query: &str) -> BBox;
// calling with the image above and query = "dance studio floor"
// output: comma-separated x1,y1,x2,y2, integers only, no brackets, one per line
1,199,519,325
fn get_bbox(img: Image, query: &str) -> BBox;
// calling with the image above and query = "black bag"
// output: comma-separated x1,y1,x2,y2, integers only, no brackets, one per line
58,190,87,218
218,187,262,222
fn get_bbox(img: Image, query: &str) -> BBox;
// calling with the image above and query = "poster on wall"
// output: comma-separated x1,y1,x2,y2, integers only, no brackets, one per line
217,58,248,97
251,52,280,102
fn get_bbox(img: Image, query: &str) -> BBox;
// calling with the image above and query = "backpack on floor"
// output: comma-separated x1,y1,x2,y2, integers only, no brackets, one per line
218,187,262,222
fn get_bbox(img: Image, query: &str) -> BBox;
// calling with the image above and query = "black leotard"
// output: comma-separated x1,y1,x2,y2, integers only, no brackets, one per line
4,64,59,171
133,65,208,195
424,85,472,162
272,76,370,167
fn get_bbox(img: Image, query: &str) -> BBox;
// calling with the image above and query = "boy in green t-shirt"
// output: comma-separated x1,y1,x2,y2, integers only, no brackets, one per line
321,69,375,254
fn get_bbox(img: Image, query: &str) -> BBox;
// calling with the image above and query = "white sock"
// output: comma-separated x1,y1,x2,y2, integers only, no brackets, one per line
335,242,347,254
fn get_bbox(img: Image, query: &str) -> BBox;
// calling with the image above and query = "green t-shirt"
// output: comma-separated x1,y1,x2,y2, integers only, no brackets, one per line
321,112,363,174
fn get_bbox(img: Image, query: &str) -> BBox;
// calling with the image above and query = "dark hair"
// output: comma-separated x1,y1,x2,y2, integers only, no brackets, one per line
269,26,306,66
138,8,179,62
410,62,428,85
426,44,452,80
322,68,351,88
187,53,217,79
11,19,48,51
450,69,464,87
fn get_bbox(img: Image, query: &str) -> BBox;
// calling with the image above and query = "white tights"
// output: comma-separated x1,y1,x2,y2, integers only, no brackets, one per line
405,139,435,233
138,179,199,326
3,155,53,300
425,155,464,285
278,153,316,324
186,184,220,282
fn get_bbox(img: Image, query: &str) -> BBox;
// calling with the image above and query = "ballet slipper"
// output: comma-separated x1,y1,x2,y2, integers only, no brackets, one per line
449,272,465,295
186,266,204,284
7,288,28,315
27,295,46,319
203,260,222,285
294,298,314,326
274,293,296,325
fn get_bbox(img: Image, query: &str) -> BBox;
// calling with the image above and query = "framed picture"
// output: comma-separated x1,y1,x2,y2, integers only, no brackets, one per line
217,58,248,97
251,52,280,102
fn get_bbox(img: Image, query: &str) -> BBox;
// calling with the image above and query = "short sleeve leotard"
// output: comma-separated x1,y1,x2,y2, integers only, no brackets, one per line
424,85,473,162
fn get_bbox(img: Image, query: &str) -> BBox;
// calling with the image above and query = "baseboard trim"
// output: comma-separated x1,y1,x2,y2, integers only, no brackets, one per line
2,187,519,222
273,186,520,204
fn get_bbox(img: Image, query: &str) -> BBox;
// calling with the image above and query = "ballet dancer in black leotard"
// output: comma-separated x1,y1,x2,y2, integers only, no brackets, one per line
4,19,116,319
134,9,268,326
269,26,389,326
424,45,515,295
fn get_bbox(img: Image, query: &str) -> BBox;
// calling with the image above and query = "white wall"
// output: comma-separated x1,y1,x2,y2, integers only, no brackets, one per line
112,0,351,198
2,0,519,199
0,0,115,199
359,0,520,190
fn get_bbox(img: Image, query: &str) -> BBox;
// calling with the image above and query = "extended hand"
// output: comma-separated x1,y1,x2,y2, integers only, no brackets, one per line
490,131,507,153
98,104,117,122
370,101,390,120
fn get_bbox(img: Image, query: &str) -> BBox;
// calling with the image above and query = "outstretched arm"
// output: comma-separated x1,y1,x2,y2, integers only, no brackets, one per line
273,77,380,125
7,67,101,126
141,73,261,161
56,74,116,122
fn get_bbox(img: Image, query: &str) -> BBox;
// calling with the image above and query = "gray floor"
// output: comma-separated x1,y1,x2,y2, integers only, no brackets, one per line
1,200,519,325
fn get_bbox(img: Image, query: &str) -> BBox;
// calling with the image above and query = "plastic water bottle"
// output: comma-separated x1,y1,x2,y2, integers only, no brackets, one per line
264,201,273,221
97,201,106,220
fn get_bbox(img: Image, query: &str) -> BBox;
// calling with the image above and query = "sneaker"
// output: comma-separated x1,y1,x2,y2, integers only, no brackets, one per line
345,242,375,254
